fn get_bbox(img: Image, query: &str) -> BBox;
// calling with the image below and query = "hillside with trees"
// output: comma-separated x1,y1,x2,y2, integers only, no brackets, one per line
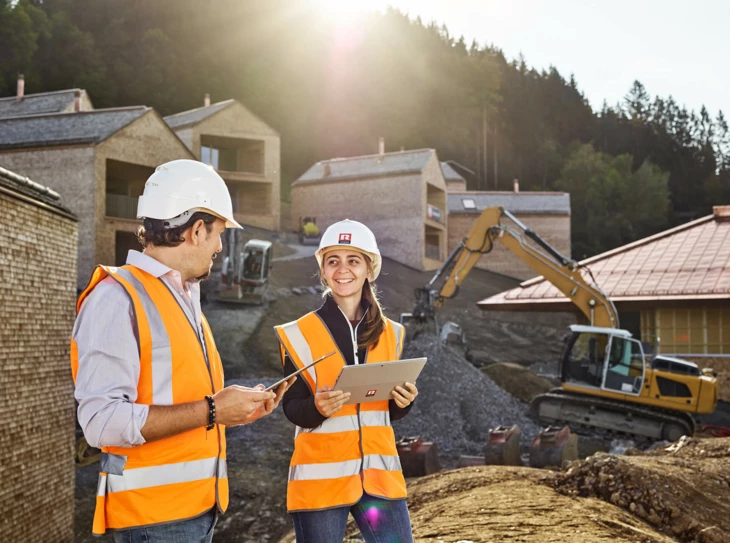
1,0,728,257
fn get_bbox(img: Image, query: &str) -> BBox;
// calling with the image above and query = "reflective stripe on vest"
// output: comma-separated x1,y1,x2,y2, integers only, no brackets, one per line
73,265,227,535
275,313,407,511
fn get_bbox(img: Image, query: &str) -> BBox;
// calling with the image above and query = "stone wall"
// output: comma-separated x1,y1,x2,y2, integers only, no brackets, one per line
0,186,77,542
447,212,572,280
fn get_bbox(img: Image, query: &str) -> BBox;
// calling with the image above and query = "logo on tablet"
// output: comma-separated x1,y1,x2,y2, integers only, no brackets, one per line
366,389,377,397
339,233,352,244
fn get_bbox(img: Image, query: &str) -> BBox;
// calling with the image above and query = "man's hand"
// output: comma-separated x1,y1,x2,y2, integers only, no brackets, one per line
243,376,297,424
314,385,351,417
391,382,418,409
213,385,276,426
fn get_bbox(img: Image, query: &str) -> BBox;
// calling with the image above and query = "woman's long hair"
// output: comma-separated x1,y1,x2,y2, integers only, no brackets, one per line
320,256,386,349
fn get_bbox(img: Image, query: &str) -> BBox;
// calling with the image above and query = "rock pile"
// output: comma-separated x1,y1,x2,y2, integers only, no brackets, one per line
546,442,730,543
393,335,541,462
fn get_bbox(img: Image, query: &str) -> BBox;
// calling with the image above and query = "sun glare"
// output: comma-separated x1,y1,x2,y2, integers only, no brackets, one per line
310,0,374,24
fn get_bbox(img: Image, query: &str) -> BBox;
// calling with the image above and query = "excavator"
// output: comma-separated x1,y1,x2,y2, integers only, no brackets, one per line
401,206,718,442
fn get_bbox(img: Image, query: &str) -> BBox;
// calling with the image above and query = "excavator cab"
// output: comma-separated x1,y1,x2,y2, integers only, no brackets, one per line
562,325,645,395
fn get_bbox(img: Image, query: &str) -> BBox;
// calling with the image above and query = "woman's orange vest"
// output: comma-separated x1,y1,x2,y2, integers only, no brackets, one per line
70,265,228,535
275,312,407,512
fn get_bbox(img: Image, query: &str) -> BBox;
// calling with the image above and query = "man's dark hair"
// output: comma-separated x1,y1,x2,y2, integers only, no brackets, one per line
137,211,218,248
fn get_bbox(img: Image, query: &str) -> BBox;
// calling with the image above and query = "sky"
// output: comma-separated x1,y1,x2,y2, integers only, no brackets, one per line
353,0,729,118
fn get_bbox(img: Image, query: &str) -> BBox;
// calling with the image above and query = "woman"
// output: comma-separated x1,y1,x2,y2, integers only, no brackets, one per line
275,219,418,542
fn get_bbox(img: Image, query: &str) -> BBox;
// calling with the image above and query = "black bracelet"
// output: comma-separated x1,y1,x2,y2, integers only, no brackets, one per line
204,395,216,431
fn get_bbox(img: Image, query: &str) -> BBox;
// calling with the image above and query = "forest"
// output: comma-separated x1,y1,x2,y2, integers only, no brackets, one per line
2,0,728,257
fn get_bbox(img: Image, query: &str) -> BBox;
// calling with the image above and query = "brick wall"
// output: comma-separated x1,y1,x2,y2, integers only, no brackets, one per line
291,174,425,269
0,146,95,289
448,212,572,280
446,179,467,192
0,188,77,542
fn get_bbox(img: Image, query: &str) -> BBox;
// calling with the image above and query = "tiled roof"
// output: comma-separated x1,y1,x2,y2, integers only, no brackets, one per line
164,100,235,129
0,89,87,118
478,209,730,310
0,165,74,217
294,149,436,185
0,107,150,150
448,191,571,215
441,162,466,182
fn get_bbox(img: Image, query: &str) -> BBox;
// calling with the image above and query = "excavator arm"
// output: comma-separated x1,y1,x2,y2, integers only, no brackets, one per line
401,206,619,329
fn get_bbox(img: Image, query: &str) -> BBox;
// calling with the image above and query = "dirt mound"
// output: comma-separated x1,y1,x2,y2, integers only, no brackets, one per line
546,437,730,543
338,466,677,542
392,335,542,461
481,362,556,403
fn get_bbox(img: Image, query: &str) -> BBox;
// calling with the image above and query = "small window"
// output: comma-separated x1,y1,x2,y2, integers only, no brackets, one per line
656,377,692,398
462,198,476,210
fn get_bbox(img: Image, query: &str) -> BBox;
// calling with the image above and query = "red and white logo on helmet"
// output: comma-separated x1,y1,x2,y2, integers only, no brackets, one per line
338,233,352,244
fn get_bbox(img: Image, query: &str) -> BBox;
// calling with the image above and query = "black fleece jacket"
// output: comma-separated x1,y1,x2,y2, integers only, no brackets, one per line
281,295,413,429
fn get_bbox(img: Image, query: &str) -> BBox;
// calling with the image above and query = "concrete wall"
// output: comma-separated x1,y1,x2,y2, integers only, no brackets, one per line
0,187,77,542
0,146,96,289
448,212,572,280
95,111,194,274
292,173,426,270
189,103,281,231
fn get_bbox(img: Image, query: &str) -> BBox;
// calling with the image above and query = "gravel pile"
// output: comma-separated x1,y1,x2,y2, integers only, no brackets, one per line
392,335,541,458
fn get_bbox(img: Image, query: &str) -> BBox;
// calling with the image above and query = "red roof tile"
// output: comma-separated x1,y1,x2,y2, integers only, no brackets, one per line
479,208,730,310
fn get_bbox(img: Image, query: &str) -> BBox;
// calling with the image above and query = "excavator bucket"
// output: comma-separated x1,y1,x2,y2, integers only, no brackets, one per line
396,436,441,477
529,425,578,469
484,425,523,466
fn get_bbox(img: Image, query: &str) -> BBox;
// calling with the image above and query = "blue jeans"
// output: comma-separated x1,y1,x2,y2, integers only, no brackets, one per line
291,492,413,543
112,508,217,543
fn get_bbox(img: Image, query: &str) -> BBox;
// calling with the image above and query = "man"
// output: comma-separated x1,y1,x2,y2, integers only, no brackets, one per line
71,159,294,542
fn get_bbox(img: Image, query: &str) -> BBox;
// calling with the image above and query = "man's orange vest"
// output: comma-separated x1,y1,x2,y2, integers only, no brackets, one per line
275,312,407,512
71,265,228,535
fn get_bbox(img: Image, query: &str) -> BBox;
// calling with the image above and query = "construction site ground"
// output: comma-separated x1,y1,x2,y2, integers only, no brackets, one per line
74,233,730,542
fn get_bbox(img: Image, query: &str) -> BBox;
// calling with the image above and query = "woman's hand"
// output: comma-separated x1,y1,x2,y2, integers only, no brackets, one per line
391,382,418,408
314,385,351,417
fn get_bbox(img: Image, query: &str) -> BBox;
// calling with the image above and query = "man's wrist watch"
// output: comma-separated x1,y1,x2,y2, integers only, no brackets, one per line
204,395,216,430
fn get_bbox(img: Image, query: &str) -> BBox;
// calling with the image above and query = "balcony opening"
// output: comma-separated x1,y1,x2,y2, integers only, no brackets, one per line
106,159,154,219
201,135,265,175
426,183,445,224
425,225,443,261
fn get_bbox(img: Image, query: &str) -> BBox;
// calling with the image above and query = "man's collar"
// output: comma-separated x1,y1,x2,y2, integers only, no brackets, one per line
125,250,174,279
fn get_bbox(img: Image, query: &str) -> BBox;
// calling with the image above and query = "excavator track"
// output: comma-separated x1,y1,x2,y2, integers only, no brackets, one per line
530,389,695,443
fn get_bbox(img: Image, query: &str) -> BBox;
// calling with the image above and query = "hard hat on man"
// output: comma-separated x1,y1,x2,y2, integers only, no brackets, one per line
315,219,382,280
137,159,242,229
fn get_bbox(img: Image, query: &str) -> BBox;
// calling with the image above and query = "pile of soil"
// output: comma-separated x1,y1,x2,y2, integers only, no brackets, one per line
481,362,557,403
547,437,730,542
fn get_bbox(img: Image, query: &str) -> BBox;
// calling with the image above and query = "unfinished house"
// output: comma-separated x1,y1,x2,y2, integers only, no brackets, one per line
292,148,448,271
165,97,281,231
0,166,77,542
447,184,571,280
0,92,194,289
478,206,730,399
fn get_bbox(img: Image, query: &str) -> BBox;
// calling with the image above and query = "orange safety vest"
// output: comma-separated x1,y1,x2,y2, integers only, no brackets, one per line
70,265,228,535
275,312,407,512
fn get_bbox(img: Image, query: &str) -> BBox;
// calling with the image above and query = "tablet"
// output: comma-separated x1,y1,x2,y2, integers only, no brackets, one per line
265,351,336,392
333,358,427,404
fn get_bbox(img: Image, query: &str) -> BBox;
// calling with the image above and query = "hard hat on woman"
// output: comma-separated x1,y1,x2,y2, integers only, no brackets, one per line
136,159,243,229
315,219,382,279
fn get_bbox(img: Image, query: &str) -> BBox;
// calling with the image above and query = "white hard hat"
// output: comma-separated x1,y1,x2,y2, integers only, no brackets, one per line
137,159,242,229
315,219,382,280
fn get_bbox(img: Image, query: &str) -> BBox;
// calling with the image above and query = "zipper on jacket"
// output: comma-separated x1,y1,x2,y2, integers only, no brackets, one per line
337,305,366,365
